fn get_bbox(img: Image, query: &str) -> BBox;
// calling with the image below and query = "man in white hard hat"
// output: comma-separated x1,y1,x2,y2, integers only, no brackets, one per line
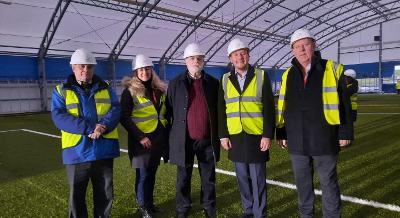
120,54,169,218
218,38,275,218
343,69,359,121
276,28,353,218
51,48,120,217
166,43,219,218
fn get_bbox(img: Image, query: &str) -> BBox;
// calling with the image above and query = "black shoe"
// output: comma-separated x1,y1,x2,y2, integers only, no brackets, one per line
203,209,216,218
148,204,161,213
139,206,153,218
240,213,253,218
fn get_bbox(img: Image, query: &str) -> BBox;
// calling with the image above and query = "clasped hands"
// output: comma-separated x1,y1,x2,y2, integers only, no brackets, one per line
88,124,107,139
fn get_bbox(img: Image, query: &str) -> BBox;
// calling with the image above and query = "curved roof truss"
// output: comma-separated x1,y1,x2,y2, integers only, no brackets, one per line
159,0,230,64
204,0,285,63
254,0,400,67
274,6,400,69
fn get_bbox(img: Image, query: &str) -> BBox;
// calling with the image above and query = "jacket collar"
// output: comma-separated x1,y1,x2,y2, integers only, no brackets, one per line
64,74,108,91
178,69,213,84
229,64,254,78
291,53,324,76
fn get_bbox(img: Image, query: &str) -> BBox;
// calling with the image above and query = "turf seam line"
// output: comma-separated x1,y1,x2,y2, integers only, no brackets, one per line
19,128,400,213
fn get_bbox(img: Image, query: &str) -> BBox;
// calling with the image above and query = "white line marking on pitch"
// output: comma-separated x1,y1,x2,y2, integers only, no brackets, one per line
17,128,400,212
0,129,20,133
19,129,130,153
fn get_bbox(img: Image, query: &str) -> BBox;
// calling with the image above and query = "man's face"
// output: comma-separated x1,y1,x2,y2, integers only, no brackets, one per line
136,66,152,82
185,55,204,74
72,64,94,83
292,38,315,65
229,48,249,71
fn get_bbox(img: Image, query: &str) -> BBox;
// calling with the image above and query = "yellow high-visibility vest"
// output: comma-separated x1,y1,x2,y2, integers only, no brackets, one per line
222,68,264,135
276,60,343,128
56,84,119,149
131,94,167,133
396,80,400,89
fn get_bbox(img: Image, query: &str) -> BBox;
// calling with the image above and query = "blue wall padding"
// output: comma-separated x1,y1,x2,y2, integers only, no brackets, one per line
1,55,400,83
382,84,396,93
344,61,400,79
0,55,38,80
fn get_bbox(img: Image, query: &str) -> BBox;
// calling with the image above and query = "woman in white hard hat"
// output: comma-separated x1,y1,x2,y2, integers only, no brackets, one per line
120,54,168,218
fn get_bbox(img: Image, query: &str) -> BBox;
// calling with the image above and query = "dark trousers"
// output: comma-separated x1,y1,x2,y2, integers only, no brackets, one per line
135,165,158,207
234,162,267,218
66,158,114,218
176,139,216,214
290,154,341,218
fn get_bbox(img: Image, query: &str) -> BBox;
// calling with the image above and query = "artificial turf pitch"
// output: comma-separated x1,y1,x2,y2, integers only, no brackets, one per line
0,94,399,217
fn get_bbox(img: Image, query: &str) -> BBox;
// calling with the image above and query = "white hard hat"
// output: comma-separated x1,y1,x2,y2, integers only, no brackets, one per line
290,28,315,48
227,38,249,56
70,48,97,65
344,69,356,79
132,54,153,70
183,43,205,59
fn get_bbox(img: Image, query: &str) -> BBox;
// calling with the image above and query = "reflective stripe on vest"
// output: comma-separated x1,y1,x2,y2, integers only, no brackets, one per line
56,84,119,149
350,93,358,110
276,60,342,128
222,68,264,135
131,94,167,133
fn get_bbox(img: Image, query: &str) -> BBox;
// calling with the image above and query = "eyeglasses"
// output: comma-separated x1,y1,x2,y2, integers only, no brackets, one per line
75,64,94,70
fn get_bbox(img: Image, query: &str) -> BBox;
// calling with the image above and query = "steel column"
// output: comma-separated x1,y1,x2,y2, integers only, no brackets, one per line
37,0,71,111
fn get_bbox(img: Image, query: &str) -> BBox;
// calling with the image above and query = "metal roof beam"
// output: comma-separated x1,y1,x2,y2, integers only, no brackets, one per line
71,0,287,48
248,0,337,54
273,5,400,69
254,1,363,66
38,0,71,58
204,0,285,64
109,0,161,60
37,0,71,112
357,0,390,20
256,0,399,67
159,0,230,64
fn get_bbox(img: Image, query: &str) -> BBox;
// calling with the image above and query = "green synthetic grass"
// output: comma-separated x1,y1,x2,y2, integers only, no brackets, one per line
0,94,400,217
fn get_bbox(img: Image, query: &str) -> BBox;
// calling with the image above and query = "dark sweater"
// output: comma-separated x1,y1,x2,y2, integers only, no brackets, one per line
187,78,210,140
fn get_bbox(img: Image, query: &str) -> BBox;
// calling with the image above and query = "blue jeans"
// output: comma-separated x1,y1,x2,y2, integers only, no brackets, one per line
135,165,158,207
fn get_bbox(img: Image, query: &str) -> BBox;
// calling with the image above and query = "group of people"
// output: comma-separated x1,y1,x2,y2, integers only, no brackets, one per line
51,28,355,218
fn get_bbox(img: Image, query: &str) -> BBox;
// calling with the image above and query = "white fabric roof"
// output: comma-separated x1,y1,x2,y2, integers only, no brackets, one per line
1,0,399,68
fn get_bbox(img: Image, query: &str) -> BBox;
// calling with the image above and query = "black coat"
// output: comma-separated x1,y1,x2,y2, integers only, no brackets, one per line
218,65,275,163
276,55,354,155
166,71,220,167
120,88,168,168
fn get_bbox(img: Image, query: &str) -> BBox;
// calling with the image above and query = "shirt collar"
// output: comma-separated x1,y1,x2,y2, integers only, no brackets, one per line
235,69,248,79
